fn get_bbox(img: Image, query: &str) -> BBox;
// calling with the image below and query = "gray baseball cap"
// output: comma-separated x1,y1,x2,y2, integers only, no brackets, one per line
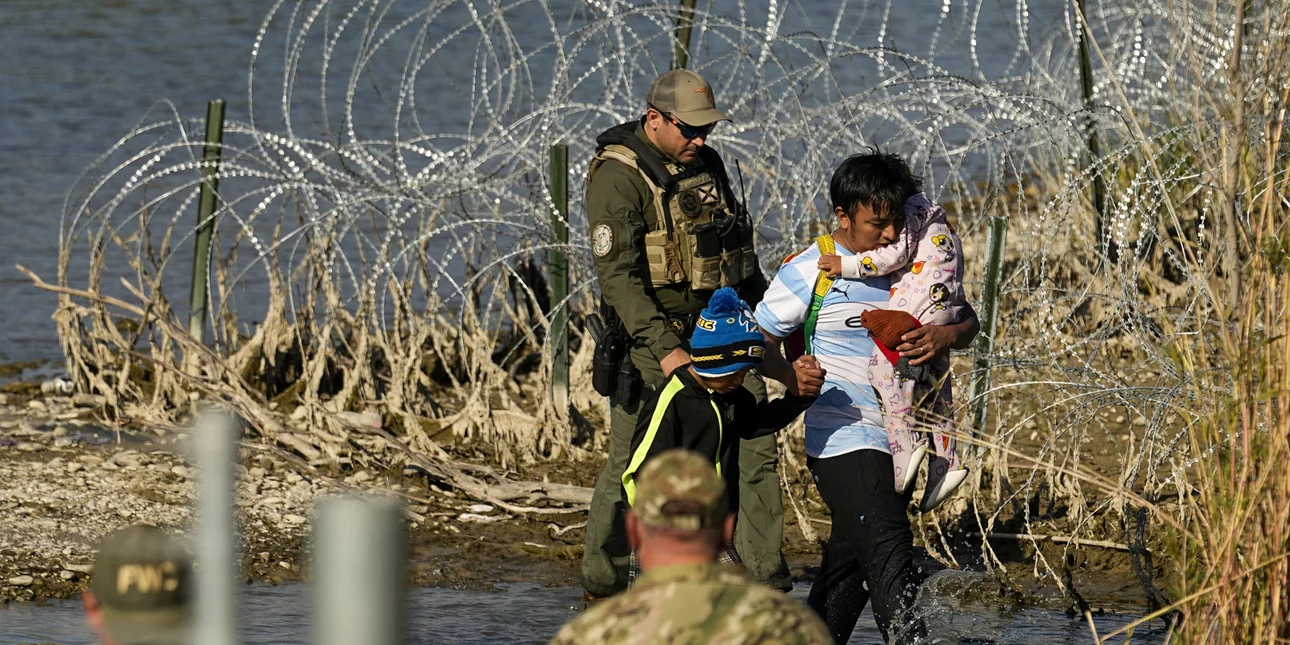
89,525,193,645
646,69,730,126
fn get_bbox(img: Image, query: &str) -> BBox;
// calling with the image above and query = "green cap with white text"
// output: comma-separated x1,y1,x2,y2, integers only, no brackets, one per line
89,525,193,645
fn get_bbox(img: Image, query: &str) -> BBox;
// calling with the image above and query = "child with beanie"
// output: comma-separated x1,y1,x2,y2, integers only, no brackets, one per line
816,192,969,511
620,287,817,577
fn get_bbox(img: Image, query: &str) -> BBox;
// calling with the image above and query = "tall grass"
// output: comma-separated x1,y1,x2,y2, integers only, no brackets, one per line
1042,0,1290,640
1167,4,1290,638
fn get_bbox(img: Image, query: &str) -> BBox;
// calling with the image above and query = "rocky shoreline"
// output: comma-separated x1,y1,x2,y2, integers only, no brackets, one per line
1,384,1165,615
0,389,595,604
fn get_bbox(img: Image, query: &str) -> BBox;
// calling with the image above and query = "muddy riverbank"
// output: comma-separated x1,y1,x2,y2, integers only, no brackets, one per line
0,387,594,603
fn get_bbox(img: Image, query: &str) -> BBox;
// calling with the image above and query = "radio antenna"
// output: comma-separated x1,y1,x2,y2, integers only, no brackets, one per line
735,159,749,213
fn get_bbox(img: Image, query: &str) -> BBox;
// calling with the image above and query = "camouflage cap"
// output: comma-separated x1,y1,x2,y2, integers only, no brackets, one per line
89,525,193,645
632,449,729,531
646,69,729,126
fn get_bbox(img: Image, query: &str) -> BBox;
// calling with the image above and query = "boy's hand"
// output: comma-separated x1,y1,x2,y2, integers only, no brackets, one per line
788,355,826,397
816,255,843,277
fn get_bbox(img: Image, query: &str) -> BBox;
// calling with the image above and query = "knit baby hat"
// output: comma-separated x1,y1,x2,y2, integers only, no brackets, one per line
690,287,765,377
860,309,921,351
860,309,938,394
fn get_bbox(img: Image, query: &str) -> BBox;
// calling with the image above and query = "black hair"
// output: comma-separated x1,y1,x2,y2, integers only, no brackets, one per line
828,148,923,221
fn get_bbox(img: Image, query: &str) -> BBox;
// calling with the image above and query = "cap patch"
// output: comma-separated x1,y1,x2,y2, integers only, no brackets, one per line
696,316,716,332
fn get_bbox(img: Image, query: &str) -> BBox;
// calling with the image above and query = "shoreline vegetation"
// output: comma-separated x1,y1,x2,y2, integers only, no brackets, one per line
0,377,1162,613
3,0,1287,641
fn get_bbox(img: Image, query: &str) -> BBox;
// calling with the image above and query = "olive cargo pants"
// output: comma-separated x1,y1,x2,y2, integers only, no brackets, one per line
580,367,791,597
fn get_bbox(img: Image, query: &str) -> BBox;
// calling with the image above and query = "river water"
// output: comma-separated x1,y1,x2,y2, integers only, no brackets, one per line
0,581,1165,644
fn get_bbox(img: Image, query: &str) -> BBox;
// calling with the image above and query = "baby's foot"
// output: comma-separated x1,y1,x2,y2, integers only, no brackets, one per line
921,433,967,511
890,432,929,495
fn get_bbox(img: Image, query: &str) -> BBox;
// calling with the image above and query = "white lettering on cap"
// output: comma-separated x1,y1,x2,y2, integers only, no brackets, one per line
116,562,179,594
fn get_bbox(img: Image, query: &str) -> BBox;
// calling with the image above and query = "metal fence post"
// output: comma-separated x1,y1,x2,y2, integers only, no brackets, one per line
1076,0,1111,261
672,0,698,70
194,407,240,645
970,216,1008,445
189,99,226,342
315,495,405,645
549,144,570,414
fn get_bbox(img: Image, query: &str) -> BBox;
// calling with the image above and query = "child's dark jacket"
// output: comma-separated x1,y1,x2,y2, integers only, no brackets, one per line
621,368,814,509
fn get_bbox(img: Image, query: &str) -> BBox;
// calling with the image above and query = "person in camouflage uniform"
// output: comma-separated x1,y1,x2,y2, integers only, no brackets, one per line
583,68,825,598
551,449,833,645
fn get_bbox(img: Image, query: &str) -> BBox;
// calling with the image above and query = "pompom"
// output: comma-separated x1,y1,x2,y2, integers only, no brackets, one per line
705,287,742,316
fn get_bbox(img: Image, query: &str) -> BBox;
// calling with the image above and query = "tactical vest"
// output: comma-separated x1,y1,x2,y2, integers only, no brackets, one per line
587,122,758,291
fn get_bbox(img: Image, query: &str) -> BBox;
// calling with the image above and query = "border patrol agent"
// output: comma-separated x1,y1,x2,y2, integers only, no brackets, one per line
582,69,803,598
583,68,825,595
551,449,833,645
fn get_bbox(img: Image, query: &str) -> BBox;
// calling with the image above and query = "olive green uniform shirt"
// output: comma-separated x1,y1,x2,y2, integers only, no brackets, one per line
587,123,767,385
549,562,833,645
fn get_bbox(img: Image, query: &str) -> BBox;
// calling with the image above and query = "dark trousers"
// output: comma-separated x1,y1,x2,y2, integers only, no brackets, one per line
807,449,928,644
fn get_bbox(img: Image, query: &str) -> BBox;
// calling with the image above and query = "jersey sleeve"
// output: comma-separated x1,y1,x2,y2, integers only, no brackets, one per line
753,253,815,338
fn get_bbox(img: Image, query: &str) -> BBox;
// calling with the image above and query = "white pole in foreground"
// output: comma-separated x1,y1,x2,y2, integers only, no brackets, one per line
194,407,240,645
315,495,406,645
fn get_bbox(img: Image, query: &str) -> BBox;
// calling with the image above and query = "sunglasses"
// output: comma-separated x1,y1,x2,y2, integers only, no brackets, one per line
650,105,715,140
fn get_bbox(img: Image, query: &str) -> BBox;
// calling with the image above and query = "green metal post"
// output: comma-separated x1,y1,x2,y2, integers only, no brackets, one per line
1076,0,1111,261
970,216,1008,443
189,99,226,342
672,0,698,70
549,144,570,413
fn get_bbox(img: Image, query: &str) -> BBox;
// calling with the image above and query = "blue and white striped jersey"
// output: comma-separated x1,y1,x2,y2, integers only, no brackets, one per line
754,241,891,458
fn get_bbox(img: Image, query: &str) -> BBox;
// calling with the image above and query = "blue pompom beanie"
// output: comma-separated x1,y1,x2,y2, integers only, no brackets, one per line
690,287,766,377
